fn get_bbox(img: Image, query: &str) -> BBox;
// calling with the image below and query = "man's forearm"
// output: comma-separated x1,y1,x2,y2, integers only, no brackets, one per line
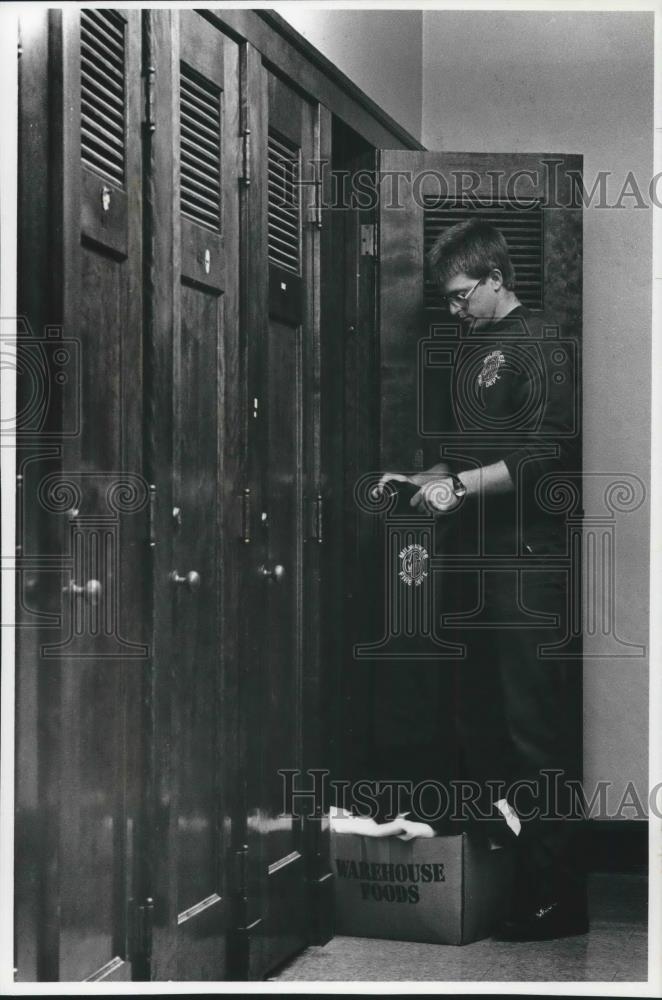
457,460,514,497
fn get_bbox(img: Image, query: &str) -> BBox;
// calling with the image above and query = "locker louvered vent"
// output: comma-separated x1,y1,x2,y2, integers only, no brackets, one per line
180,65,221,230
268,130,301,274
80,9,126,187
424,200,544,310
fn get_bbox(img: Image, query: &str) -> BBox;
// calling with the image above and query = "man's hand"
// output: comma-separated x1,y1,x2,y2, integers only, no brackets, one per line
372,469,462,513
372,472,413,498
372,464,452,501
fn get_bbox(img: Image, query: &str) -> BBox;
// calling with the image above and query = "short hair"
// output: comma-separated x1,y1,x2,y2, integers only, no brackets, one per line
426,219,516,291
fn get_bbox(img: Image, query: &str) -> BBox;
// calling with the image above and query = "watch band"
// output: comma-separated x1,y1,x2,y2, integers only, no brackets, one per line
450,474,467,499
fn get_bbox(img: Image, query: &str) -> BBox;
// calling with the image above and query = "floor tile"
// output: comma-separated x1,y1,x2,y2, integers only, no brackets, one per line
272,873,648,983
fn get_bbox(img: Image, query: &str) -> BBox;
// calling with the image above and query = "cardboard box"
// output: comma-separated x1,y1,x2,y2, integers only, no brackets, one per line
331,830,514,945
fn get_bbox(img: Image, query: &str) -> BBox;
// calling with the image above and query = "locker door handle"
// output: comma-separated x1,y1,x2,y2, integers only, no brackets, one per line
62,579,102,605
259,563,285,583
170,570,201,592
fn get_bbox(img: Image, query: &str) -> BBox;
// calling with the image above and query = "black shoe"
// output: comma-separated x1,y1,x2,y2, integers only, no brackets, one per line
493,898,589,942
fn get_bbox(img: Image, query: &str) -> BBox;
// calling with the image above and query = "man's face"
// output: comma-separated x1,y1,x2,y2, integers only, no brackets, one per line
443,270,495,325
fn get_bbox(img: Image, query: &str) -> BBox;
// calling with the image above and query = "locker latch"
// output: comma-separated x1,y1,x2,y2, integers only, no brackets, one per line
241,128,251,186
143,60,156,134
128,896,154,965
307,493,324,544
241,488,251,544
147,484,156,548
360,223,377,258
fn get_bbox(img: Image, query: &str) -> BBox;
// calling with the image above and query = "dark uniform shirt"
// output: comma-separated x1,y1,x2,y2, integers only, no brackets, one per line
444,305,580,556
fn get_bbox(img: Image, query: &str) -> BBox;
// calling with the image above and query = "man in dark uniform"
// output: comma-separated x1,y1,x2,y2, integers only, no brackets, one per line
377,219,586,941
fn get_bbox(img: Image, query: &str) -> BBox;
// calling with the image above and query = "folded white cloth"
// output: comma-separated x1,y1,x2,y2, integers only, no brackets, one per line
496,798,521,836
396,815,436,841
329,807,435,840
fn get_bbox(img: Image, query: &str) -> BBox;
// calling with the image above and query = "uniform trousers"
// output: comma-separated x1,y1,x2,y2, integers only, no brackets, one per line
453,564,584,907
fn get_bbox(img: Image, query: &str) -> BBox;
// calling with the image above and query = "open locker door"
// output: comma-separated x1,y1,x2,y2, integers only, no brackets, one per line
357,150,583,812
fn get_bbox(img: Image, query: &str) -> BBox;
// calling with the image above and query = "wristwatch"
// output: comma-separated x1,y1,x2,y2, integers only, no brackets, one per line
450,475,467,499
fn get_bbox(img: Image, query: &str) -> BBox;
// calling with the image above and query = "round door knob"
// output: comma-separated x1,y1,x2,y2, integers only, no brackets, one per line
63,578,102,605
170,569,201,592
259,563,285,582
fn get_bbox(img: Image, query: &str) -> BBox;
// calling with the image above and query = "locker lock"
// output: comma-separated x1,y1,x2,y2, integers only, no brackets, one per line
62,578,102,605
258,563,285,583
170,569,201,592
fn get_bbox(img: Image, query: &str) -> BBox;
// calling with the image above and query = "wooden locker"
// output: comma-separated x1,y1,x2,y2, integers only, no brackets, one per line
143,10,241,981
235,60,332,979
16,8,145,981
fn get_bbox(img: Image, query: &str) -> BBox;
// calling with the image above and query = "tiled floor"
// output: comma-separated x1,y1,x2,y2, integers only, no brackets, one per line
271,873,647,982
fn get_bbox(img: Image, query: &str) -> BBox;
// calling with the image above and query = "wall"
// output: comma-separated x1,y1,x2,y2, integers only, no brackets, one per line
422,10,653,813
278,6,423,141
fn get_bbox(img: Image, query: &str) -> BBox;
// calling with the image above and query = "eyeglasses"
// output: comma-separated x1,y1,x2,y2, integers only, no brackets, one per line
441,277,483,308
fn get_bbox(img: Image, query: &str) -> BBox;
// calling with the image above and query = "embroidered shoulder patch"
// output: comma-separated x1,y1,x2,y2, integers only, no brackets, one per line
477,349,506,388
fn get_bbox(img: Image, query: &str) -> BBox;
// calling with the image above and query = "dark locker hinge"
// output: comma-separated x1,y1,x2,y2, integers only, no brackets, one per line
234,844,249,923
228,844,260,979
306,493,323,543
360,223,377,258
129,897,154,965
312,177,323,229
15,474,23,555
306,168,323,228
241,128,251,186
241,488,251,544
313,493,323,543
143,61,156,134
147,483,156,548
311,113,323,229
